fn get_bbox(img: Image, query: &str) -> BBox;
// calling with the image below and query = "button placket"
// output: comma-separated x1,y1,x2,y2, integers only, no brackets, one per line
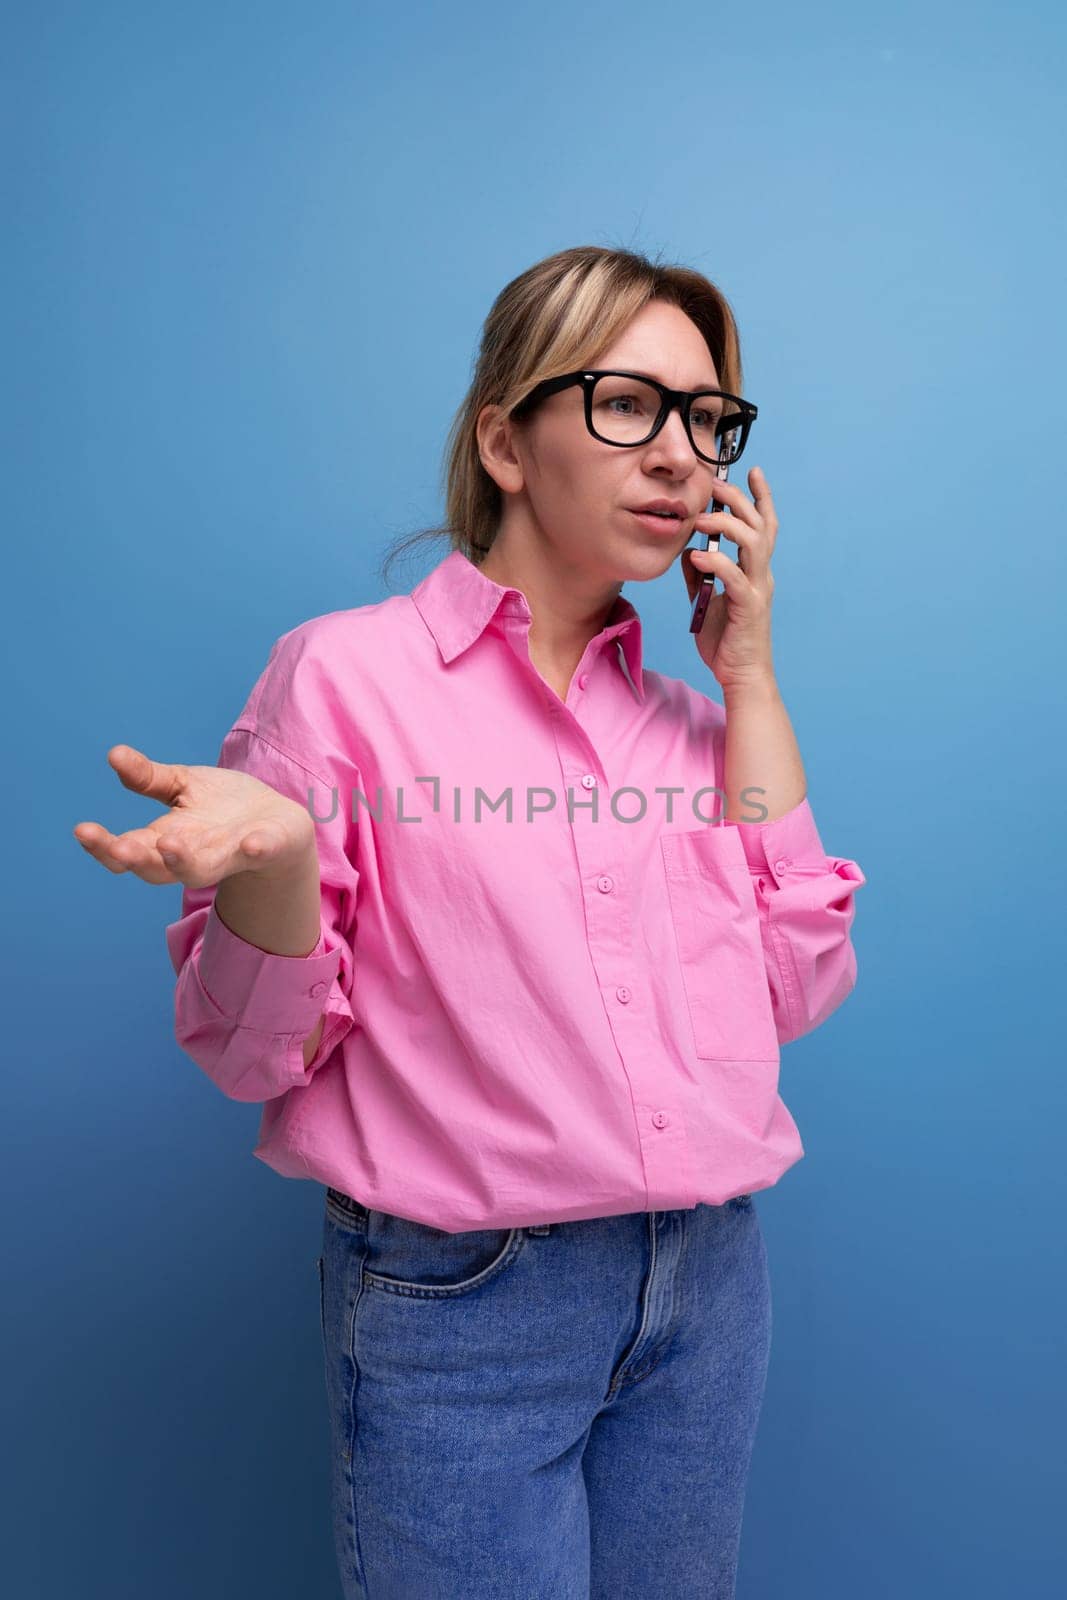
553,717,691,1208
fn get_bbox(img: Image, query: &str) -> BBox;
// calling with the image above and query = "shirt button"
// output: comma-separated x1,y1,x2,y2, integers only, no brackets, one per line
597,875,614,893
616,986,631,1003
652,1111,669,1129
774,858,790,875
581,774,597,789
309,981,328,999
578,673,589,689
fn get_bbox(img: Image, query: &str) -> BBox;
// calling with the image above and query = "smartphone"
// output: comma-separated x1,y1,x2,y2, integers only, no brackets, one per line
688,458,730,633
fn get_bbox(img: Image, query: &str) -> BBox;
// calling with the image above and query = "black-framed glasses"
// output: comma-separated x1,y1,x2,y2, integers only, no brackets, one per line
513,369,758,466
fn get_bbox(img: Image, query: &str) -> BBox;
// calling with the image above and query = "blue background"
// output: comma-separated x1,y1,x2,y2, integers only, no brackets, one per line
7,2,1065,1595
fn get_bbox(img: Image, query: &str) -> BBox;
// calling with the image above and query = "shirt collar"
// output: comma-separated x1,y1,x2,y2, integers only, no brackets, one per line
410,548,646,704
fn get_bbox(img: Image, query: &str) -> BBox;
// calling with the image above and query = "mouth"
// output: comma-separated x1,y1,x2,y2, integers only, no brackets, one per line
628,509,687,534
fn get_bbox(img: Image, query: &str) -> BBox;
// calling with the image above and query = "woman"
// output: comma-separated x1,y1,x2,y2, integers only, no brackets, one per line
74,245,865,1599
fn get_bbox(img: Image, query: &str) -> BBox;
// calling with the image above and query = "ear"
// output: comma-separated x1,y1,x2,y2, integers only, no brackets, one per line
476,402,525,495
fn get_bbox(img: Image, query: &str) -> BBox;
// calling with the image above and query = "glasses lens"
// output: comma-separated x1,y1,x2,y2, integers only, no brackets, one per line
590,375,747,463
590,375,663,447
691,393,747,464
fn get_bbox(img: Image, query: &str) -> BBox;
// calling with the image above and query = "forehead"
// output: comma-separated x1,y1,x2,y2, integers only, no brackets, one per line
594,344,720,391
594,302,720,390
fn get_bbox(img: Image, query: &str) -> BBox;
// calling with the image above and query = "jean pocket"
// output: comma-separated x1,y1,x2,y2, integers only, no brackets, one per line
660,825,779,1062
360,1210,528,1300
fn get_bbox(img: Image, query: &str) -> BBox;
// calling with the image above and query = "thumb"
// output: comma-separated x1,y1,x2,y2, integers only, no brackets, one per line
108,745,183,805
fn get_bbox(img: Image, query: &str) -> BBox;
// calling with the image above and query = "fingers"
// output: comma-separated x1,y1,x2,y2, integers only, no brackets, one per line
680,541,719,602
702,470,777,540
703,475,759,529
72,747,190,880
72,819,175,881
72,821,125,874
747,464,776,524
686,545,753,600
694,504,774,580
706,466,775,516
106,745,186,805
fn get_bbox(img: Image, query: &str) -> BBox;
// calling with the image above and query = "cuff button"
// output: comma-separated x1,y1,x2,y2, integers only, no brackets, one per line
309,980,328,999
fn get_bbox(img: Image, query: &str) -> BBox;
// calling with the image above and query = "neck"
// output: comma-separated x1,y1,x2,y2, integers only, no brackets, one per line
477,530,623,704
477,530,623,674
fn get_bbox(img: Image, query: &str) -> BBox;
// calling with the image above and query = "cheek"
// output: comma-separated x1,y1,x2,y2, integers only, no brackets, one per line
542,455,608,516
528,429,623,529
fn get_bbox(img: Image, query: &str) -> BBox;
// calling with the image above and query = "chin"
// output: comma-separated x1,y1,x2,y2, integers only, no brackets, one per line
619,542,683,580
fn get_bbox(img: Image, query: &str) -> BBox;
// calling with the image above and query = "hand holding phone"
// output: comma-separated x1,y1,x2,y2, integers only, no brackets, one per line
688,459,730,634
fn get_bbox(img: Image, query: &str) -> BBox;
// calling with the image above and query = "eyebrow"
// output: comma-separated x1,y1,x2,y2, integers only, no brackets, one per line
622,370,721,391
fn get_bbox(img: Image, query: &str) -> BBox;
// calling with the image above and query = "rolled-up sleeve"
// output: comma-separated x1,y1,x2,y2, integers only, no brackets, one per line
730,797,865,1046
164,640,362,1101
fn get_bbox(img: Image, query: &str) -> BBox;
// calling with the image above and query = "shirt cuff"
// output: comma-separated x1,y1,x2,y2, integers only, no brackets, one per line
727,796,827,876
196,898,343,1035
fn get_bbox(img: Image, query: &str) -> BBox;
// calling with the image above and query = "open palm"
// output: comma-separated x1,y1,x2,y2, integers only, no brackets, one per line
73,744,314,889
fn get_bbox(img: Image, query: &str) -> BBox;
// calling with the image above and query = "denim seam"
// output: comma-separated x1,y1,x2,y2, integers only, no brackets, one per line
345,1245,370,1594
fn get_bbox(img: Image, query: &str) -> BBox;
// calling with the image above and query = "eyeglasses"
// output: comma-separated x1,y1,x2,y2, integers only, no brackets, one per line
513,369,758,466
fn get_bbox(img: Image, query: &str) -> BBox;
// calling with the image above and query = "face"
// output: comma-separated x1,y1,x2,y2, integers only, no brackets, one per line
478,298,722,589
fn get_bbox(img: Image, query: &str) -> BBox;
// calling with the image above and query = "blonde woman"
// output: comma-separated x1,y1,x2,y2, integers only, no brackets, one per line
75,245,865,1599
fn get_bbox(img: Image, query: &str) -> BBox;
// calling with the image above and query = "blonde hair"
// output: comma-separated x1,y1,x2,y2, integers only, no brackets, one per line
378,243,747,588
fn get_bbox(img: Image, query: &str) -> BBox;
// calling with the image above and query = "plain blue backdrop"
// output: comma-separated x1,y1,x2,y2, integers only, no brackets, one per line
6,2,1065,1595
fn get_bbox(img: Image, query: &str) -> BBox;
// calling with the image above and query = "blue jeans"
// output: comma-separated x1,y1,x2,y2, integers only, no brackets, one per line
317,1188,772,1599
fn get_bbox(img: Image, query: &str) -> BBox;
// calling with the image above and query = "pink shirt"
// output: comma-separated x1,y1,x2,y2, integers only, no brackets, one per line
165,548,865,1231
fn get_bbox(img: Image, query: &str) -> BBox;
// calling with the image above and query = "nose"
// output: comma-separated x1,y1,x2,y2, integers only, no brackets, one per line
647,402,700,466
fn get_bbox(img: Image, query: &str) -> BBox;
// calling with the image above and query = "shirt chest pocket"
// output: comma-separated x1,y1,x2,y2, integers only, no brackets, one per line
660,825,779,1062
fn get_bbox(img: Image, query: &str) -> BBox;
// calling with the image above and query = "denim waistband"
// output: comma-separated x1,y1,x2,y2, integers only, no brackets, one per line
328,1186,557,1234
325,1187,750,1236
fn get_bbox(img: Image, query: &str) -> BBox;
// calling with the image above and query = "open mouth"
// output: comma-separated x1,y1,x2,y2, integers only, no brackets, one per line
630,509,684,532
